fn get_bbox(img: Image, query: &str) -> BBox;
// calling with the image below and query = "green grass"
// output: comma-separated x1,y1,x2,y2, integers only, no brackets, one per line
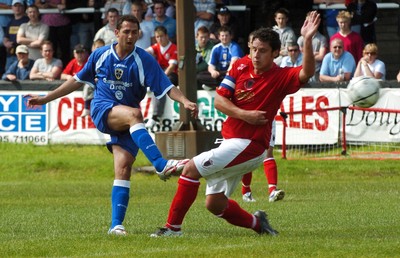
1,143,399,257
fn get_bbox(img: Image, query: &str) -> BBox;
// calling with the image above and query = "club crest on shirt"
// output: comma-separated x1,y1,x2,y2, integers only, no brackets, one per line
115,68,123,80
202,159,213,168
165,53,170,60
244,79,255,89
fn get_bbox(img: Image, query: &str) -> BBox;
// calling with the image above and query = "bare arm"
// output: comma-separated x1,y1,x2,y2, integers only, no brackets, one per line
196,11,213,21
214,94,267,125
167,87,198,118
299,11,321,83
25,77,84,107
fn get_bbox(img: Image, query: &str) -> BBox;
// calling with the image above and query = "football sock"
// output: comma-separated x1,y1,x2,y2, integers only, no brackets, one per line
166,175,200,231
241,172,252,195
110,180,130,228
218,199,257,231
130,124,167,172
264,158,278,194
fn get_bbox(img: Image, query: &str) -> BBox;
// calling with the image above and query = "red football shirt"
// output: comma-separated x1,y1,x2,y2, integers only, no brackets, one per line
216,56,303,150
150,41,178,72
62,58,87,76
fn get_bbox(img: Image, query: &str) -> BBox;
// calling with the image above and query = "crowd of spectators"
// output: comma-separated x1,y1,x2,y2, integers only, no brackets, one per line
0,0,398,83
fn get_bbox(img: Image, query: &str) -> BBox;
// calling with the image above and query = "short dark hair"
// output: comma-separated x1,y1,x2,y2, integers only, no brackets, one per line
251,27,281,52
154,25,167,35
116,15,140,30
218,25,232,35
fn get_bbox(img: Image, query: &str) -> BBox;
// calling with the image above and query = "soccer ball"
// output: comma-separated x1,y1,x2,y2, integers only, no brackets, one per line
347,76,380,108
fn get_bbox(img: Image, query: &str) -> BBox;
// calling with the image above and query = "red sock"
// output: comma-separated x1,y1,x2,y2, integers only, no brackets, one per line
264,158,277,194
166,175,200,231
241,172,252,195
219,199,259,232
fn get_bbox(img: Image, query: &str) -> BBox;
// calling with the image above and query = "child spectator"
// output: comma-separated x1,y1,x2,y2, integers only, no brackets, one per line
1,44,34,81
145,25,178,128
330,10,363,62
209,6,241,45
272,8,297,66
195,26,215,89
354,43,385,80
17,5,49,61
320,38,356,82
29,40,63,81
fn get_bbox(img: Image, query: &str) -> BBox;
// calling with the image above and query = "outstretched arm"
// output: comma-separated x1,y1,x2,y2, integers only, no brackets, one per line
167,86,198,118
25,77,84,107
299,11,321,83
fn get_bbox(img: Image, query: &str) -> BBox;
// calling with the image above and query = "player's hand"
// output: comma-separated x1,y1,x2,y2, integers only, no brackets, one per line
24,94,47,107
242,110,268,125
184,101,198,119
301,11,320,39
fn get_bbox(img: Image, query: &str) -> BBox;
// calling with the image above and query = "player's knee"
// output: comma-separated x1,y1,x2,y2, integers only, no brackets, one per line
205,193,227,215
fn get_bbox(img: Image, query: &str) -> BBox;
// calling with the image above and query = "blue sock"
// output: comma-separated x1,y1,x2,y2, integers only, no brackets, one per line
111,180,130,229
129,124,167,171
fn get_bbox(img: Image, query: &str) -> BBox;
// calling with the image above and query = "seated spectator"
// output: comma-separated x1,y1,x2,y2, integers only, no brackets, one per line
1,44,34,81
202,25,243,90
354,43,385,80
29,40,63,81
193,0,215,33
330,10,363,62
209,6,241,45
102,0,130,24
346,0,377,44
272,8,297,66
94,8,119,46
280,42,302,68
320,38,356,82
131,0,154,49
298,11,328,82
145,25,178,128
17,5,49,61
60,44,88,80
195,26,215,89
152,0,176,43
82,39,105,117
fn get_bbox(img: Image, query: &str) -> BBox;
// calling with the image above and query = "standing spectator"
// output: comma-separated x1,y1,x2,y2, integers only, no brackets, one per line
60,44,89,81
205,26,243,90
26,15,198,236
94,8,119,46
354,43,385,80
131,0,154,49
280,42,303,68
313,0,344,38
272,8,297,66
298,11,328,82
346,0,377,44
102,0,131,24
29,40,63,81
36,0,72,67
330,10,363,62
193,0,216,33
145,25,178,128
17,5,49,61
0,0,13,76
1,44,34,81
67,0,95,52
150,12,321,237
195,26,215,89
152,0,176,43
3,0,29,71
209,6,242,46
320,38,356,82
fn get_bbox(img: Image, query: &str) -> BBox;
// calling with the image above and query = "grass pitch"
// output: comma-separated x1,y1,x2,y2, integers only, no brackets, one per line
1,143,399,257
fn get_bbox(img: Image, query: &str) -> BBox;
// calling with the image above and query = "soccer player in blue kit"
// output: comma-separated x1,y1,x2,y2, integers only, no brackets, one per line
25,15,198,236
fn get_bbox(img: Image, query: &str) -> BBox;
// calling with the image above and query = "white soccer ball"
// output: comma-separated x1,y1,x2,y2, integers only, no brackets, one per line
347,76,380,108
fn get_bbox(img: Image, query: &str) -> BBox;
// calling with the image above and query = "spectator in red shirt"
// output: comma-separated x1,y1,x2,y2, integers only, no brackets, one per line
61,43,88,80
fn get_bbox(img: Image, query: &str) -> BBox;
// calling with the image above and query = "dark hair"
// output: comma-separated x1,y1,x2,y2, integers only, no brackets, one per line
107,7,119,15
274,7,290,18
116,15,140,30
26,4,39,12
218,25,232,35
154,25,168,34
251,27,281,52
196,26,210,35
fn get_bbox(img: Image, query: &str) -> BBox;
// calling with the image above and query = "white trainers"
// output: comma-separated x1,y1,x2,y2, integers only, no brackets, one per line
150,227,182,237
108,225,127,236
81,108,90,117
156,159,190,181
269,189,285,203
242,192,256,202
145,117,160,129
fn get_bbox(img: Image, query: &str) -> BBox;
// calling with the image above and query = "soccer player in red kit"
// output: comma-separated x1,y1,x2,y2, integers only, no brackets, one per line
151,11,321,237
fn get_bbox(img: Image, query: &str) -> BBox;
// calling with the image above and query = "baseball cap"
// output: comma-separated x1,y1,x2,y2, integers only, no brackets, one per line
12,0,24,6
218,6,230,15
74,44,87,53
16,45,29,54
